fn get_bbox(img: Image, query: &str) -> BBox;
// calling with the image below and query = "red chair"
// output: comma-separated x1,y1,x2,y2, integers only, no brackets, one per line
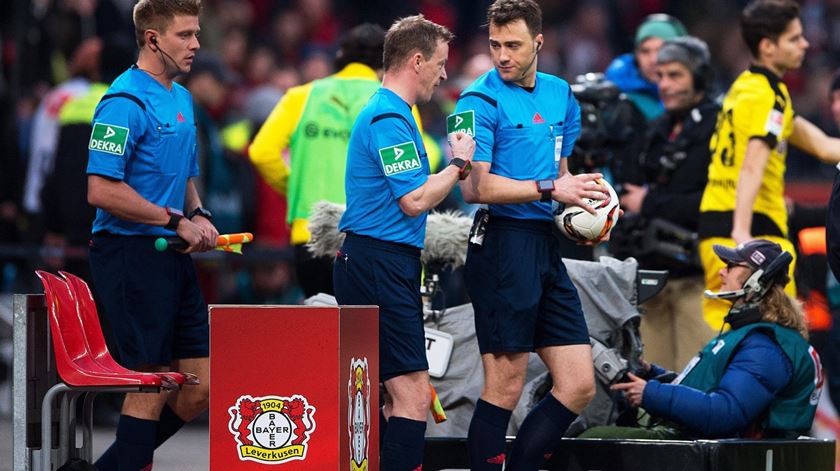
35,271,176,471
58,271,199,386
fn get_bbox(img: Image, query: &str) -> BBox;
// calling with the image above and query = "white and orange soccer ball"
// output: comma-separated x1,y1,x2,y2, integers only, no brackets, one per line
555,178,620,242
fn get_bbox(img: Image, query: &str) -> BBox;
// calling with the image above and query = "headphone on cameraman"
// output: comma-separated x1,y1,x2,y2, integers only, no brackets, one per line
704,251,793,302
657,36,713,92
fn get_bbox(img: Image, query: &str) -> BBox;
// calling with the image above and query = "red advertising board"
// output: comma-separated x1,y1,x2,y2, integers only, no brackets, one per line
210,305,379,470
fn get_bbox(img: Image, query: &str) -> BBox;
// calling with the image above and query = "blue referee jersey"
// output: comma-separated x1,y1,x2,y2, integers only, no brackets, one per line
339,87,430,248
455,69,581,220
87,65,199,236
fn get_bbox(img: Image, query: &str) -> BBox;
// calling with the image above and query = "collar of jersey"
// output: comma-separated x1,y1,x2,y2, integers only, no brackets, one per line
379,87,411,111
130,64,176,95
748,64,782,88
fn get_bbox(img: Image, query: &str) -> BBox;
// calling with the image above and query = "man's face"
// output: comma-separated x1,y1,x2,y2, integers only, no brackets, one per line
417,39,449,104
488,19,542,86
635,37,664,83
767,18,808,72
657,61,698,113
154,15,201,75
830,90,840,127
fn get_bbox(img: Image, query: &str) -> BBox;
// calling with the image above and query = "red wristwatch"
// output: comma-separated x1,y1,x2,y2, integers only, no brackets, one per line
449,157,472,180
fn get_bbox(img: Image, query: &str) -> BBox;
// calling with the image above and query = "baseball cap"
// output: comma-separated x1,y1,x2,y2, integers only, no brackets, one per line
712,239,786,272
635,14,687,47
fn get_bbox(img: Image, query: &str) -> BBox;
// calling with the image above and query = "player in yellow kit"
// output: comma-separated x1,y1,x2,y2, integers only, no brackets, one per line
700,0,840,330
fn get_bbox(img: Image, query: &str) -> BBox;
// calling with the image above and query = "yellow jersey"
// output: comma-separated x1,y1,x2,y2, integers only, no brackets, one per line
699,65,795,239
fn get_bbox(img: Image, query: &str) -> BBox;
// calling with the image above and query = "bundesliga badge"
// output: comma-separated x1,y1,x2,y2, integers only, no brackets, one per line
227,394,316,465
447,110,475,137
348,358,371,471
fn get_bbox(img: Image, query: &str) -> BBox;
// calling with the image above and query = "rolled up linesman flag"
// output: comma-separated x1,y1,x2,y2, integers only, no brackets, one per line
154,232,254,254
429,382,447,423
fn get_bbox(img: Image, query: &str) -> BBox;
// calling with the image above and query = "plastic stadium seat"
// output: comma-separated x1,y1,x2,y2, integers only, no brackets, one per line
34,270,176,471
58,271,199,386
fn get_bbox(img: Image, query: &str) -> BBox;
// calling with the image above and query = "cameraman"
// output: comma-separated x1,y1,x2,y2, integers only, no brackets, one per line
605,14,686,185
613,37,719,370
584,241,821,439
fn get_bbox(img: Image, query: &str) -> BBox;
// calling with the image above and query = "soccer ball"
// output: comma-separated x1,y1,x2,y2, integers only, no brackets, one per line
555,178,620,242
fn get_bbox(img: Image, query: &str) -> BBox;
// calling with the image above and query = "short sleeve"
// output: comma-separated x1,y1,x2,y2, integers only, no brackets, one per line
734,90,781,148
87,96,147,180
562,87,581,157
369,114,427,199
455,93,497,163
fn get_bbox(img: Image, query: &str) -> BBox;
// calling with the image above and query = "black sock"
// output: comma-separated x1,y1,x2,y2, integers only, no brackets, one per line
93,415,157,471
507,393,577,469
94,442,118,470
467,399,512,470
156,404,186,447
380,416,426,471
96,405,185,469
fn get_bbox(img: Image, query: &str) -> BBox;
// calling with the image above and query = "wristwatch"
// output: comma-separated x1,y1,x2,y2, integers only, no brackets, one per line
536,179,555,202
449,157,472,180
165,207,184,231
188,206,213,221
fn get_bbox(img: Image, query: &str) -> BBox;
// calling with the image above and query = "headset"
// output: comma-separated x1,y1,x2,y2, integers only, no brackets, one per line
149,34,184,75
704,251,793,302
658,36,713,92
517,39,542,83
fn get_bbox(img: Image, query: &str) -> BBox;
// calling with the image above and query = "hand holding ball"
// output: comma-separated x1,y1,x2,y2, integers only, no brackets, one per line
556,178,620,242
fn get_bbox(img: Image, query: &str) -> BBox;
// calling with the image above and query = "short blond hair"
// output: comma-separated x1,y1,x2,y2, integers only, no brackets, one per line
133,0,201,47
383,14,453,72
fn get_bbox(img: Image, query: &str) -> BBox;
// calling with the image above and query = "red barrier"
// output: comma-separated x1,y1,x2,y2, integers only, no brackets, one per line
210,305,379,470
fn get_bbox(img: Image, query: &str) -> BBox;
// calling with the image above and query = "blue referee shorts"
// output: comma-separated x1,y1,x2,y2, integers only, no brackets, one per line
465,216,590,354
333,233,428,381
89,234,209,369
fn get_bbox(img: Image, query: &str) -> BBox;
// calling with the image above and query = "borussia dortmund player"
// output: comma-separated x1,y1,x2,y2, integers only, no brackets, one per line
699,0,840,330
332,15,474,470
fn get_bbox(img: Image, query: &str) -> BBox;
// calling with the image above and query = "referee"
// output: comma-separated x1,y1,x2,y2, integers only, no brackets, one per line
333,15,473,470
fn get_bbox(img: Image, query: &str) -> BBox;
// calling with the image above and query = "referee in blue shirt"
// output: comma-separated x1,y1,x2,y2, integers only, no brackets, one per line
86,1,217,469
455,1,608,469
334,15,474,470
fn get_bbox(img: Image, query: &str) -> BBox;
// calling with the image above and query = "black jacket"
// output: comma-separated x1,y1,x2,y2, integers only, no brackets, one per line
638,97,720,231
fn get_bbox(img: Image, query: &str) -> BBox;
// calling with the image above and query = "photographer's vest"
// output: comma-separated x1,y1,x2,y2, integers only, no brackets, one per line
286,76,379,226
676,322,821,436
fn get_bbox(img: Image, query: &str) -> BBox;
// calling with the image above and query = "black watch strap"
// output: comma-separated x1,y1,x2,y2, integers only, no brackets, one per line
188,206,213,221
536,179,554,202
165,207,183,231
449,158,471,180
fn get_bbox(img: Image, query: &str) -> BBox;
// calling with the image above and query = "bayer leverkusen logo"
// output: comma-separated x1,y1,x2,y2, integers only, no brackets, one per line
228,394,316,465
348,358,371,471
